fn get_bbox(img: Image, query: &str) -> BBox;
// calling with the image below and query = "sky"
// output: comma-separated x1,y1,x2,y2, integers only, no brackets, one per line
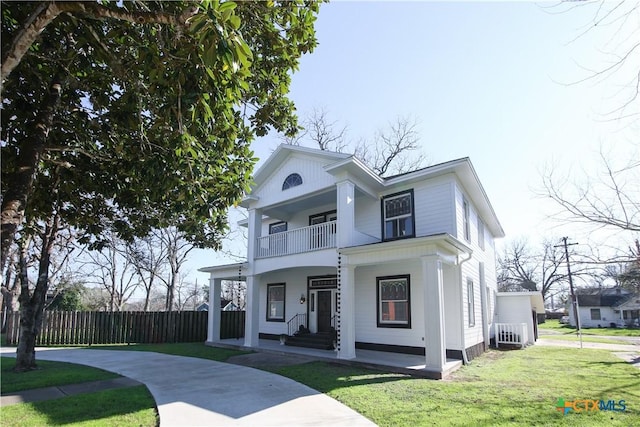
187,1,639,288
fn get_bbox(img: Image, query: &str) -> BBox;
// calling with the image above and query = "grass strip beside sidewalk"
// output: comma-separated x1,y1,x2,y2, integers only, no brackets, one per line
270,346,639,426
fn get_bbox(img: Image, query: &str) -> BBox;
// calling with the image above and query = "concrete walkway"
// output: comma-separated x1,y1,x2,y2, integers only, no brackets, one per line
0,347,375,426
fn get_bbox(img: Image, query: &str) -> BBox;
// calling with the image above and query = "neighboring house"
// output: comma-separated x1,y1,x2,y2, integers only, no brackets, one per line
201,144,536,377
568,288,636,328
195,300,240,312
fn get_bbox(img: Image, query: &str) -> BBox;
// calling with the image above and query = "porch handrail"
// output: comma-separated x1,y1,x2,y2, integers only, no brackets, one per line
287,313,307,336
256,220,337,259
495,323,528,349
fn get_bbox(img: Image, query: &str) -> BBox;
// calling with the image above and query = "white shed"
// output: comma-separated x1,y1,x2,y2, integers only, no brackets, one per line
494,292,544,348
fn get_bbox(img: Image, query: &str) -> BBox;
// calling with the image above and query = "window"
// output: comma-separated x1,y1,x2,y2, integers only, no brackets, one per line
377,275,411,328
477,217,485,250
463,198,470,242
267,283,285,321
382,190,415,241
282,173,302,190
590,308,601,321
269,221,287,255
467,278,475,327
269,222,287,234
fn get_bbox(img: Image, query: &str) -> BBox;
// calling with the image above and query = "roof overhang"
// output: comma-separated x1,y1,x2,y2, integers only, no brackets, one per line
384,159,504,238
340,233,472,266
198,262,249,280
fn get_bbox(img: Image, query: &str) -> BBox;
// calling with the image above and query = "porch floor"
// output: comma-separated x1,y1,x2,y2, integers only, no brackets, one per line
207,338,463,379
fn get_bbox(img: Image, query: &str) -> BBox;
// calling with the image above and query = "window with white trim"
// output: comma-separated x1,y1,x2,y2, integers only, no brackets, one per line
467,278,475,327
377,275,411,328
266,283,285,321
282,173,302,190
382,190,415,241
477,217,485,250
590,308,601,320
463,198,470,242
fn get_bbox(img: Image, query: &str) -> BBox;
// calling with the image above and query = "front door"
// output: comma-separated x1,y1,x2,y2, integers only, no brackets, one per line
317,291,332,333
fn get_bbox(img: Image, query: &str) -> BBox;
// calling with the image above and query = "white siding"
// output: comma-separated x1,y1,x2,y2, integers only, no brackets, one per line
354,261,425,348
253,154,336,209
443,266,462,349
414,178,456,237
380,175,456,239
462,260,483,347
573,306,619,328
354,194,380,239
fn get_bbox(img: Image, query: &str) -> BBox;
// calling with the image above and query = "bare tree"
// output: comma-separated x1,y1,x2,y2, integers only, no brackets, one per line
355,116,427,176
222,280,246,310
548,0,640,120
127,234,167,312
282,107,349,152
284,109,428,176
498,238,583,302
158,227,195,312
1,248,20,330
542,147,640,233
81,232,138,312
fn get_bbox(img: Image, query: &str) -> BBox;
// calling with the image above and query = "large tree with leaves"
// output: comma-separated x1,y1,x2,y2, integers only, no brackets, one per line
1,0,320,370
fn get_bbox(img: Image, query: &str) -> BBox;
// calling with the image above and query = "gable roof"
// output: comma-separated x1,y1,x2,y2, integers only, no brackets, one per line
576,288,631,307
243,144,504,237
250,144,350,190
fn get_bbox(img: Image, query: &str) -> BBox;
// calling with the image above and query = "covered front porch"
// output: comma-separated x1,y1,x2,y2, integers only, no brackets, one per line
208,337,463,379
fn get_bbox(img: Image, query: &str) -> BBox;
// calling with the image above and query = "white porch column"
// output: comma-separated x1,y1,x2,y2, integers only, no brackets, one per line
422,255,446,371
244,274,260,347
336,180,355,248
247,208,262,261
207,278,223,342
338,260,356,359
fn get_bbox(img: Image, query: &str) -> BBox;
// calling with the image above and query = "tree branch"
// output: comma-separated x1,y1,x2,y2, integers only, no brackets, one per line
1,1,198,86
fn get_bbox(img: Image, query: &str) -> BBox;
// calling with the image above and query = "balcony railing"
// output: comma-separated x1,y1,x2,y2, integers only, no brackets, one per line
256,220,337,259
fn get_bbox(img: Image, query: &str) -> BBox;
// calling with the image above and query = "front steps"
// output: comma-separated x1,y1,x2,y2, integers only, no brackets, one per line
285,332,335,350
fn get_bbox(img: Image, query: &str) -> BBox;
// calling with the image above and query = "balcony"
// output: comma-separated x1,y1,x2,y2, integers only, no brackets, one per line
256,221,337,259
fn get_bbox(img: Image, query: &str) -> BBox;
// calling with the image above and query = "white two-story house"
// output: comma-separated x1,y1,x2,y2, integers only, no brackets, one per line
202,144,514,377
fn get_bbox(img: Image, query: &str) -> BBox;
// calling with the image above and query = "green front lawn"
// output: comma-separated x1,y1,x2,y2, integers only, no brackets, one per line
3,342,638,426
1,358,119,394
1,386,157,427
272,346,639,426
1,357,158,426
540,319,640,337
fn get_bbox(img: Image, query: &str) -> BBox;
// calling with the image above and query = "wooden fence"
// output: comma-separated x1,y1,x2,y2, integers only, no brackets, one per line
220,310,245,339
5,310,208,346
4,310,246,345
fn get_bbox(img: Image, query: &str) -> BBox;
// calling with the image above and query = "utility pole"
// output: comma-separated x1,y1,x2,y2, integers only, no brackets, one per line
556,237,582,348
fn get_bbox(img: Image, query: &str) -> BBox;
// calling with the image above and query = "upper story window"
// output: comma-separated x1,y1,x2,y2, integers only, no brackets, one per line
463,198,470,242
382,190,415,241
282,173,303,190
477,217,485,250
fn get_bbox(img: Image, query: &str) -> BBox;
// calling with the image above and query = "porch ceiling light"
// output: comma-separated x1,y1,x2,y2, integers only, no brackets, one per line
300,294,306,304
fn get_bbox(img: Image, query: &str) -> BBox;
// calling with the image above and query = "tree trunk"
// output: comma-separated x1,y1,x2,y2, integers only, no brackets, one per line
0,76,63,273
14,218,57,372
